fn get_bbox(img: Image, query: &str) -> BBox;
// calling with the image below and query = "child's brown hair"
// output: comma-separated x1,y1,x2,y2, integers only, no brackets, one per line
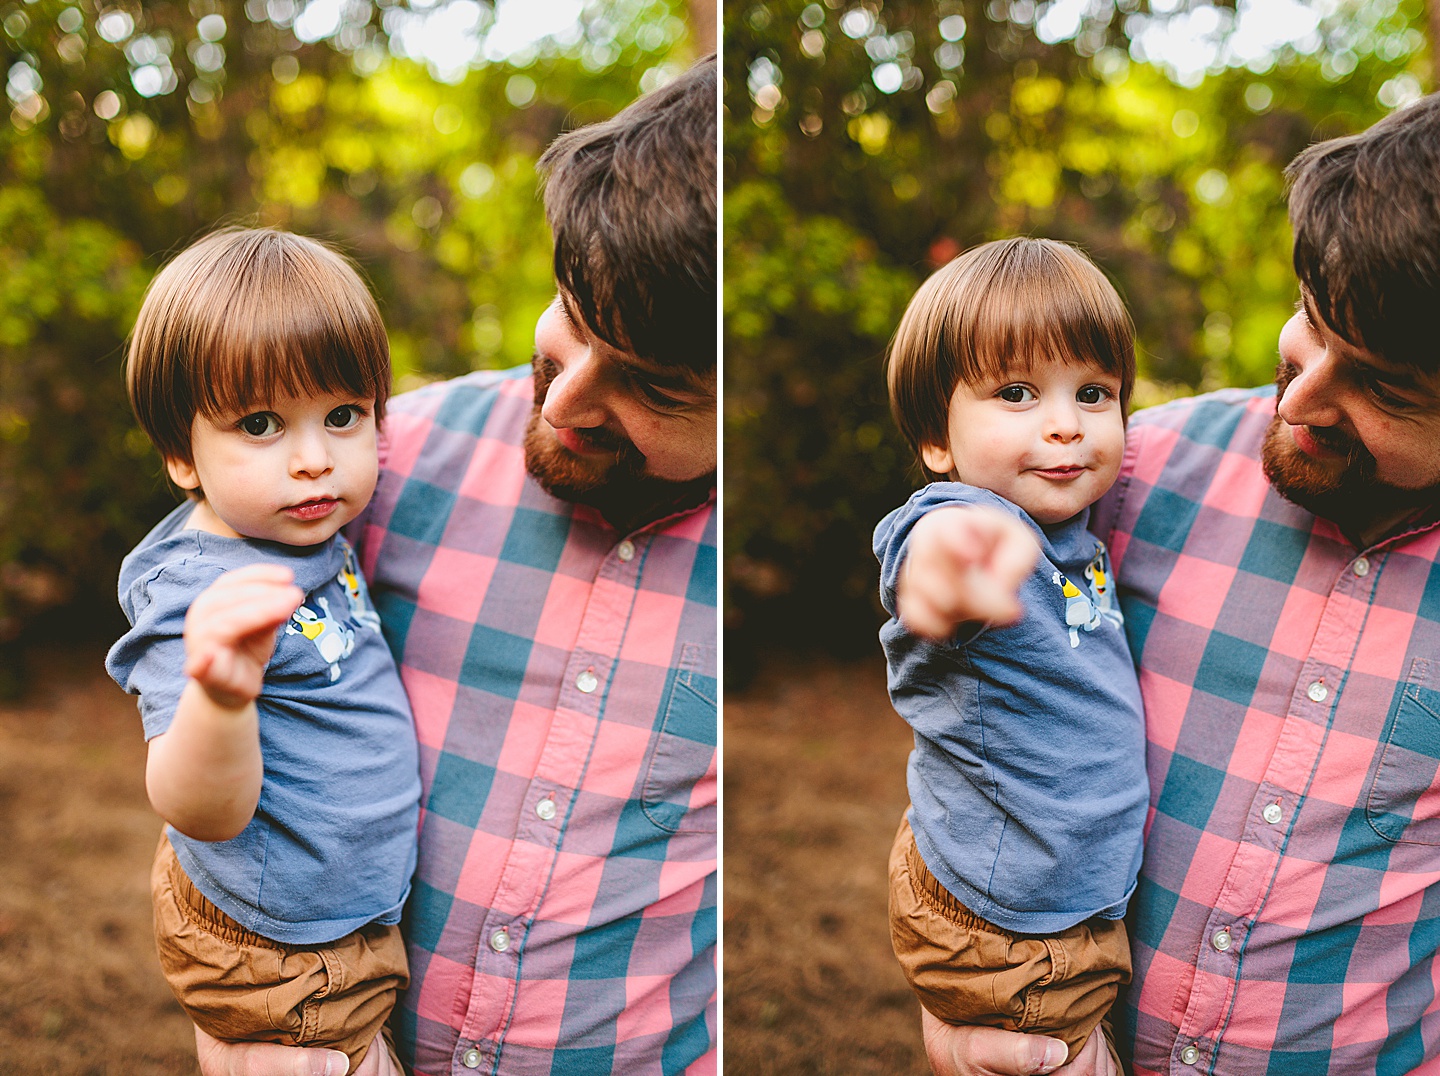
886,237,1135,477
126,227,390,469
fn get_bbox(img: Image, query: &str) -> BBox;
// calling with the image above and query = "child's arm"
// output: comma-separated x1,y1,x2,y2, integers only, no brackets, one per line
145,564,304,842
897,506,1039,641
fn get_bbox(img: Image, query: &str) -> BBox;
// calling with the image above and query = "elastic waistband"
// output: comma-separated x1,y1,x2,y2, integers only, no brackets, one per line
161,832,288,951
905,830,1016,937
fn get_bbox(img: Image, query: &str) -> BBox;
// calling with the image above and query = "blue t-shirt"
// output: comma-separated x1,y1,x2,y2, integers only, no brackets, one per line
875,483,1148,934
106,502,421,945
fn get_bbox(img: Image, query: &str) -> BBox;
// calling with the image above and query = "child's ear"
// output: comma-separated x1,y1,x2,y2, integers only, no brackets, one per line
164,456,201,492
920,442,956,478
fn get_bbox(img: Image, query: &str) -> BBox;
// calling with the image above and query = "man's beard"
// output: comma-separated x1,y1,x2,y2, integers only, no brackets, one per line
523,353,714,531
1261,360,1437,538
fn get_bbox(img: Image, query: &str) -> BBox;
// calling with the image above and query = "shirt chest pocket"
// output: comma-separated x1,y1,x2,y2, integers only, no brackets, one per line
641,643,717,835
1366,659,1440,845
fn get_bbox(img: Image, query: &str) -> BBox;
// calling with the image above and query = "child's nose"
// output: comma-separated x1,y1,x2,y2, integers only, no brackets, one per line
290,431,333,477
1045,403,1084,442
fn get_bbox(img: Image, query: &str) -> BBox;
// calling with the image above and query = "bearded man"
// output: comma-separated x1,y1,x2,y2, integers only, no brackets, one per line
924,93,1440,1076
200,56,717,1076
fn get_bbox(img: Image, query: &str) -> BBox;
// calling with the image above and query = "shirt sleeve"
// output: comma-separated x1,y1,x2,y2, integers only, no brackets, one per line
106,562,225,741
873,484,1003,643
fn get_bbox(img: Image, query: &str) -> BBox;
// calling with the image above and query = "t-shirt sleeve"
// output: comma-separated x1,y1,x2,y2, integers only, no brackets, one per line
873,484,1000,638
106,562,224,741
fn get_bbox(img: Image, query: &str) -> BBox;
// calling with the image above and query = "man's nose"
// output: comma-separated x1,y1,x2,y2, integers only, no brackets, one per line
1277,353,1344,430
542,353,609,430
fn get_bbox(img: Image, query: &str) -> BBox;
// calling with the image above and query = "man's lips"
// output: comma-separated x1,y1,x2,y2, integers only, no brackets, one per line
554,425,616,456
1288,423,1349,460
283,498,338,521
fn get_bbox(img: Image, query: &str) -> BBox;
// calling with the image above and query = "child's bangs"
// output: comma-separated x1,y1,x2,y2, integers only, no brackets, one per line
191,307,381,421
960,247,1133,397
186,238,389,421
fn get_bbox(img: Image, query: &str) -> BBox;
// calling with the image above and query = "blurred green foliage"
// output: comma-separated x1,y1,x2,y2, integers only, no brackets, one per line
724,0,1433,674
0,0,699,686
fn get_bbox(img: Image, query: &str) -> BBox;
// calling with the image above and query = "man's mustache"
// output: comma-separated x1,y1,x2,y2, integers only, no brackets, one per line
1274,360,1370,463
530,351,630,453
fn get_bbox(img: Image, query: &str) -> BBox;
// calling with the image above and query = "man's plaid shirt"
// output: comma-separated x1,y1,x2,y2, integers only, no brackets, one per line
1093,386,1440,1075
357,367,717,1076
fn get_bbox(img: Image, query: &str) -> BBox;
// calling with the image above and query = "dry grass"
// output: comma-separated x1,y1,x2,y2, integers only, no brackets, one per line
723,658,930,1074
0,644,196,1074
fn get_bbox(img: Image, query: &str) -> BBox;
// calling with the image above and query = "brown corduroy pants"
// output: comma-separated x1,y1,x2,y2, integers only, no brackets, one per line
151,831,409,1071
888,815,1130,1066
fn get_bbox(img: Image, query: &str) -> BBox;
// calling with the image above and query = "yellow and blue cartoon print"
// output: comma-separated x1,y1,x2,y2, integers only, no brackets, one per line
1053,541,1125,648
286,540,384,681
339,541,382,634
287,596,355,681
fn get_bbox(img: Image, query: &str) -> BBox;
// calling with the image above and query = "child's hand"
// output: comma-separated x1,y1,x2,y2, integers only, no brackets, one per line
184,564,305,710
898,506,1039,641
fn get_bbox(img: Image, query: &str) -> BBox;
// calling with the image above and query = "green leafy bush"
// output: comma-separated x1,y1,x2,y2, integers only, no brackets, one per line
0,0,697,690
724,0,1428,674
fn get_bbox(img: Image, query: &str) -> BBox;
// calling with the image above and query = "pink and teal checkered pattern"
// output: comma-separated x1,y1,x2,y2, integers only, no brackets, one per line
358,367,716,1076
1094,387,1440,1076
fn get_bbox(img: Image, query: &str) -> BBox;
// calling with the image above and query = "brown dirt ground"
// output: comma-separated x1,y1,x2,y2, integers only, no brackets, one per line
1,645,927,1074
0,643,196,1074
724,657,931,1074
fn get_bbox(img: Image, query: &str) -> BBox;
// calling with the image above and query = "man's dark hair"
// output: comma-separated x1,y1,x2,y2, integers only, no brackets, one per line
538,56,716,375
1288,93,1440,373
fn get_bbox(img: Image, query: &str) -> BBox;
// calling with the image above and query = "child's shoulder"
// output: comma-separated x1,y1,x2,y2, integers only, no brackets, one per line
119,508,341,612
895,481,1028,519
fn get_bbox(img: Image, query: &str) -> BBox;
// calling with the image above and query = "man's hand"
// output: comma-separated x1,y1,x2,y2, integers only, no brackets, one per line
897,507,1039,641
185,564,304,709
921,1010,1118,1076
194,1027,402,1076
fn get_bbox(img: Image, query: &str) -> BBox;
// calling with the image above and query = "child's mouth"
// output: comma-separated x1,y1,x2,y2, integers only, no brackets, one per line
1034,465,1085,479
285,498,338,521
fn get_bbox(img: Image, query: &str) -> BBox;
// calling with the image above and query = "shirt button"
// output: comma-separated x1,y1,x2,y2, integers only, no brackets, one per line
576,668,598,693
1212,927,1233,952
1180,1044,1201,1065
1353,556,1370,576
536,797,556,821
462,1047,482,1068
617,539,635,562
1308,680,1328,703
490,927,510,953
1262,802,1283,825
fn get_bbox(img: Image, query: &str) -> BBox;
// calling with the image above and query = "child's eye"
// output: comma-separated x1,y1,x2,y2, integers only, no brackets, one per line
326,405,364,429
997,385,1036,403
1077,385,1112,404
239,412,281,436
